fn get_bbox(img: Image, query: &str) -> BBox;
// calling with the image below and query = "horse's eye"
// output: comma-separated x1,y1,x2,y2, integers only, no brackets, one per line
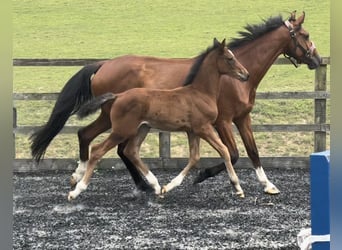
302,33,310,40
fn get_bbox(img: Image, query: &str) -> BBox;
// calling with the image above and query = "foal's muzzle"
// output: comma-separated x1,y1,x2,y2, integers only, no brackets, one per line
238,72,249,82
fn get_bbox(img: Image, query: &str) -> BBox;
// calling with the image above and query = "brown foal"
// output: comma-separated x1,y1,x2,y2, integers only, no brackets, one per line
68,39,249,200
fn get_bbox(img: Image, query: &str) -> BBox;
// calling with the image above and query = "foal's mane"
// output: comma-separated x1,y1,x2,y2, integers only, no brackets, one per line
183,42,219,86
228,15,284,49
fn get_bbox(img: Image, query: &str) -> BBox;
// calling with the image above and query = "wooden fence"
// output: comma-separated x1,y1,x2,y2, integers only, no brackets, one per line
13,57,330,172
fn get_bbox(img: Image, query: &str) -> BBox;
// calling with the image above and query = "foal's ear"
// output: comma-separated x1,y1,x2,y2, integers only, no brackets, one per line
221,38,226,47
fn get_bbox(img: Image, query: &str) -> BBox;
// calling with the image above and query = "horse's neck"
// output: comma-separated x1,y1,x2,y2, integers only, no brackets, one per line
235,27,291,90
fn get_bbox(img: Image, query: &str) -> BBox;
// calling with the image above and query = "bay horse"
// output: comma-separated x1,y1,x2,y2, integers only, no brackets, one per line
30,11,321,195
67,38,249,200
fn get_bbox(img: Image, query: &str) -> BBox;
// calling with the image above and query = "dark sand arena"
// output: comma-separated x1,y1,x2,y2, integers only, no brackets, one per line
13,167,310,249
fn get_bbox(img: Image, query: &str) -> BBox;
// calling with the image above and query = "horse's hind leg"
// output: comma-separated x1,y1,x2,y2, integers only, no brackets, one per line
162,132,200,194
123,126,162,195
235,115,280,194
71,109,111,187
118,125,154,193
198,125,244,198
68,132,121,201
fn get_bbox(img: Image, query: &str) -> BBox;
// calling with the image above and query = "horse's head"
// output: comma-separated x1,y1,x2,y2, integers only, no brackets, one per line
283,11,322,69
214,38,249,81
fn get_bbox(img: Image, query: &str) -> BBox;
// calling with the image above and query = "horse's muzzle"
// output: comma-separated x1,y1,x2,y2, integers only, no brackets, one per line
307,55,322,70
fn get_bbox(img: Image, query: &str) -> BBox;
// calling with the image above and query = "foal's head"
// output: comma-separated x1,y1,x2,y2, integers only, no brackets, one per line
214,38,249,81
283,11,321,69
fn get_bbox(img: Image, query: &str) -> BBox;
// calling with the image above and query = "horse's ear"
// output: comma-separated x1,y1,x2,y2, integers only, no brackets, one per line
213,38,220,47
295,11,305,25
289,10,296,21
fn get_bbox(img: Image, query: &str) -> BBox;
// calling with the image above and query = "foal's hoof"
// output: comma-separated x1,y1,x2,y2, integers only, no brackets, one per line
154,187,166,199
264,186,280,195
161,186,167,194
70,176,77,188
236,191,245,198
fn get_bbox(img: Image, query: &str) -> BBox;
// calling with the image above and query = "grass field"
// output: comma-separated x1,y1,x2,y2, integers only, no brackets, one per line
13,0,330,159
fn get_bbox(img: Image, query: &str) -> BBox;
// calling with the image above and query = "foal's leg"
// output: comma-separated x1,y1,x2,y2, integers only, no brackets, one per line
123,126,162,195
117,139,154,193
161,132,200,194
71,110,111,187
120,125,155,193
194,120,238,184
198,125,244,198
235,115,280,194
68,132,120,201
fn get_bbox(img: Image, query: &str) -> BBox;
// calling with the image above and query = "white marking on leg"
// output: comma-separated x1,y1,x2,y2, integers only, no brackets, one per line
224,161,244,198
255,166,280,194
71,161,87,183
145,171,161,195
68,180,88,201
231,177,244,198
163,173,185,193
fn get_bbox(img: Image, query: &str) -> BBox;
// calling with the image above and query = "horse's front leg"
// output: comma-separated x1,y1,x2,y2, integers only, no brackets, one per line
235,115,280,194
162,132,200,194
70,161,87,187
70,110,111,187
68,132,119,201
123,127,162,195
194,120,238,184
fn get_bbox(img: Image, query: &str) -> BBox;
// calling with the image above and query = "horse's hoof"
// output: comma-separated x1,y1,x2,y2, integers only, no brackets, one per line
137,183,155,193
264,186,280,195
193,170,208,184
67,192,75,201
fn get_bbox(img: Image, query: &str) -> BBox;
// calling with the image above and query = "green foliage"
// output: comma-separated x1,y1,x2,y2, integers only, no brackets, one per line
13,0,330,158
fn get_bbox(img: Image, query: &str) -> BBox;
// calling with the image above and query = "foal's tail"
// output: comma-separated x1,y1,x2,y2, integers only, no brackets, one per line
77,93,117,119
30,63,103,162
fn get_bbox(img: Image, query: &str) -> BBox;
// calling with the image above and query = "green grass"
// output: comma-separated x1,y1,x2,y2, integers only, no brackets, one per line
13,0,330,159
13,0,330,58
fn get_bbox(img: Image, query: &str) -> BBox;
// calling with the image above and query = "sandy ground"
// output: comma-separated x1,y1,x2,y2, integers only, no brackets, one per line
13,167,310,249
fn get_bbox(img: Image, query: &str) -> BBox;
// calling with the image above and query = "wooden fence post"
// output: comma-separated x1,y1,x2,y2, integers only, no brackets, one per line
159,131,171,166
13,107,17,154
314,63,327,152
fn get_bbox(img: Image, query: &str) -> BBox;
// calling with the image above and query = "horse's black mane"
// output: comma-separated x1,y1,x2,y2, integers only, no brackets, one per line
183,42,218,86
183,15,285,86
228,15,284,49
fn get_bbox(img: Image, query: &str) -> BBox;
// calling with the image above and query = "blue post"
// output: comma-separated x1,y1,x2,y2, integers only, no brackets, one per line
310,150,330,250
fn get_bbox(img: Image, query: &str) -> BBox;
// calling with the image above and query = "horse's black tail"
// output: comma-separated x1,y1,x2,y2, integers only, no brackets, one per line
77,93,117,119
30,63,103,162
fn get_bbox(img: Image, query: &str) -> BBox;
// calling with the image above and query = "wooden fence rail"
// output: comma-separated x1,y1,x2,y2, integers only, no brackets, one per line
13,57,330,172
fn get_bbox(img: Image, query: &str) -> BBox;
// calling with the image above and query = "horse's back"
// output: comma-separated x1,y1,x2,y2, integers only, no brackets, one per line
90,55,194,96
